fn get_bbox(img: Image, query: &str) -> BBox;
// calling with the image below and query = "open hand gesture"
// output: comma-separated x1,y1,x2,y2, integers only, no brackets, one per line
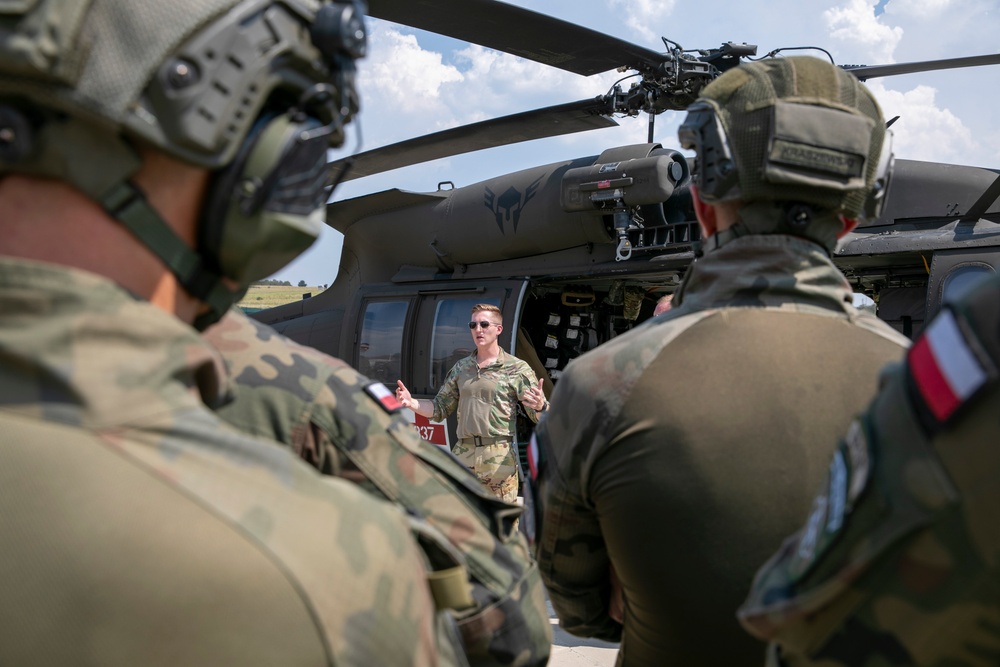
520,378,547,412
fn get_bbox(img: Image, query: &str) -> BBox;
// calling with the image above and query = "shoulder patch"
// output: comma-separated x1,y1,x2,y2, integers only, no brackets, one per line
908,308,990,425
364,381,403,413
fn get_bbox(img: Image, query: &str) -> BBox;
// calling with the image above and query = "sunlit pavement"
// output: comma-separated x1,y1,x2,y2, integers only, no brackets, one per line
547,599,619,667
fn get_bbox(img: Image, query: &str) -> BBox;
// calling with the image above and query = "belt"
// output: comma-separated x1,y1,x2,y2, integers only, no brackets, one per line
458,435,511,446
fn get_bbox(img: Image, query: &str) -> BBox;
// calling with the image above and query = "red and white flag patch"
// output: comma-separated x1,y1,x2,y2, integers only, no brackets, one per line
908,309,987,422
365,382,403,413
528,432,541,481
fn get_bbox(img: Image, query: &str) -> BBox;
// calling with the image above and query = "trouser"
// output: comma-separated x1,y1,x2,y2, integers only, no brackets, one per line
453,437,518,503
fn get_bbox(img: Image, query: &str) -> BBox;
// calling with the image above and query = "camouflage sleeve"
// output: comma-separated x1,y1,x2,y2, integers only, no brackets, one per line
739,291,1000,666
430,362,462,424
205,309,346,474
533,362,621,642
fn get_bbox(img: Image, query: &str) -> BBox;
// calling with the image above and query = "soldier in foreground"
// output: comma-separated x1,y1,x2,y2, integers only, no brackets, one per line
740,273,1000,666
206,307,553,667
396,304,547,503
530,56,909,666
0,2,464,665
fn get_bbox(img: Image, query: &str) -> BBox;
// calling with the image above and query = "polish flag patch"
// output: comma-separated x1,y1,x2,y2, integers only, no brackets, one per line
528,433,541,481
365,382,403,413
908,309,988,423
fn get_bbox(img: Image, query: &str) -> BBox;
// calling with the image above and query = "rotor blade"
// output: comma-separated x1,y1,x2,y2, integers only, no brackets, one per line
331,98,618,182
367,0,667,76
843,53,1000,81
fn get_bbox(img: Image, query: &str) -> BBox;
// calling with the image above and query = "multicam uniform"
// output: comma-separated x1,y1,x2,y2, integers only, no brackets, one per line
430,349,541,502
206,309,553,667
739,274,1000,667
532,234,910,666
0,259,455,667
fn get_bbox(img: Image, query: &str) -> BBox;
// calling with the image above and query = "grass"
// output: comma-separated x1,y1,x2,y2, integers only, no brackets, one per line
238,285,322,312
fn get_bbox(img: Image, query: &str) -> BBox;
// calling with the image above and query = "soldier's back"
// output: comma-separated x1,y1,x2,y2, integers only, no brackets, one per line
0,263,449,667
0,416,444,666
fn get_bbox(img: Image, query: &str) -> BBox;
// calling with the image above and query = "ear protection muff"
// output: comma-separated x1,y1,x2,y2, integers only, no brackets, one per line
677,100,742,201
862,129,894,223
199,106,332,288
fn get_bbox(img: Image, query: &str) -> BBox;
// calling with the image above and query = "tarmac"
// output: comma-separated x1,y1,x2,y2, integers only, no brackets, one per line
546,599,618,667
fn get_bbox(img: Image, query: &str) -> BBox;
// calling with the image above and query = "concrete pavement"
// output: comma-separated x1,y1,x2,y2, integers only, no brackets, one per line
546,599,618,667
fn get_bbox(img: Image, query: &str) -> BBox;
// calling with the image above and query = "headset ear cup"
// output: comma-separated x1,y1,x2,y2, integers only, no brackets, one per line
200,112,326,285
200,114,279,276
862,132,894,223
678,101,740,202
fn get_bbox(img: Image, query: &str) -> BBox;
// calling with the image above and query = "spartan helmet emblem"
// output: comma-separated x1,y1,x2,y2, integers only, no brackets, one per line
484,176,542,233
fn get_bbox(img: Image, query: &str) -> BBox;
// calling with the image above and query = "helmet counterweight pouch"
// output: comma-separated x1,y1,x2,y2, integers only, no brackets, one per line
764,101,873,192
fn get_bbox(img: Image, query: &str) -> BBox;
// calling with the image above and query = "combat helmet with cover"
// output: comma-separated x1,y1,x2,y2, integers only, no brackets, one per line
678,55,893,254
0,0,366,326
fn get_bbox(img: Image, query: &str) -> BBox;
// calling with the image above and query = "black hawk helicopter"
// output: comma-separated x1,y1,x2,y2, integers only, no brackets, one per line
255,0,1000,451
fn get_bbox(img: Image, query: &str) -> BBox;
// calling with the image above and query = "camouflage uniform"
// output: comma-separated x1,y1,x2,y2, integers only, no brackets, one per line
0,259,459,667
739,273,1000,666
532,234,910,666
205,308,552,667
430,349,541,502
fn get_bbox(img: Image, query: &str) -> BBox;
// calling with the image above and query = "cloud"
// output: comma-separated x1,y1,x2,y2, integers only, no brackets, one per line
606,0,678,43
363,27,463,108
824,0,903,63
866,81,983,164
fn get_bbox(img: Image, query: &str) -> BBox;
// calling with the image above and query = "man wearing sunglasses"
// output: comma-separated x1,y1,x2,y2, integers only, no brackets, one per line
397,304,547,502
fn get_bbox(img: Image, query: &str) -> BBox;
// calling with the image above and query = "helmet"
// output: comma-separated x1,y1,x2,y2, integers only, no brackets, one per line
678,56,893,223
0,0,367,326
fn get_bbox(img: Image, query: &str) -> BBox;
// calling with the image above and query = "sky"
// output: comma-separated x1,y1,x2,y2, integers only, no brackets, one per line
271,0,1000,287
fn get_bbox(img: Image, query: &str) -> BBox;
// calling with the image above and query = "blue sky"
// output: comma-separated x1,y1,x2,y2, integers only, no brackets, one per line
272,0,1000,287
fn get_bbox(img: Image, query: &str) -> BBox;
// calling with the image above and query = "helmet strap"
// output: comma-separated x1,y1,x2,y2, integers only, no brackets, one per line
99,181,235,329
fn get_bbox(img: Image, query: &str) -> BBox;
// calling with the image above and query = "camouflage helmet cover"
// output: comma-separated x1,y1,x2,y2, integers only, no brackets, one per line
0,0,359,197
678,56,892,220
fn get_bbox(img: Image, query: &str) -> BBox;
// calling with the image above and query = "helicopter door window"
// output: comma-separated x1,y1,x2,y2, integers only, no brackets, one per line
430,297,501,388
358,300,408,385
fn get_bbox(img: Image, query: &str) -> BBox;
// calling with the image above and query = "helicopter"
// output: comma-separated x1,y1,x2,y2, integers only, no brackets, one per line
254,0,1000,453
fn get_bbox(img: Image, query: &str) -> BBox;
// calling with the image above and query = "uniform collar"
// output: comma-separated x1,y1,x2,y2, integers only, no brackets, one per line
676,234,855,315
468,346,506,368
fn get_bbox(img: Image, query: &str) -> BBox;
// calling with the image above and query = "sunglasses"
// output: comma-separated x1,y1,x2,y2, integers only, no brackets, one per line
469,320,498,330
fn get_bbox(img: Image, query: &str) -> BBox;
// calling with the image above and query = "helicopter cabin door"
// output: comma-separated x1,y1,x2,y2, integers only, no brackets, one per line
353,279,532,453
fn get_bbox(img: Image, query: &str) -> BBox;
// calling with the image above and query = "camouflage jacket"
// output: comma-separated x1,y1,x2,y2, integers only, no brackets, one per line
206,309,552,667
532,234,910,665
0,258,458,667
739,273,1000,666
431,349,540,440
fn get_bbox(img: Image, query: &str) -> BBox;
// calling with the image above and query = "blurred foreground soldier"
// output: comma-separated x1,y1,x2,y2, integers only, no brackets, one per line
0,2,465,665
740,273,1000,666
206,307,553,667
396,304,547,502
531,56,907,666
